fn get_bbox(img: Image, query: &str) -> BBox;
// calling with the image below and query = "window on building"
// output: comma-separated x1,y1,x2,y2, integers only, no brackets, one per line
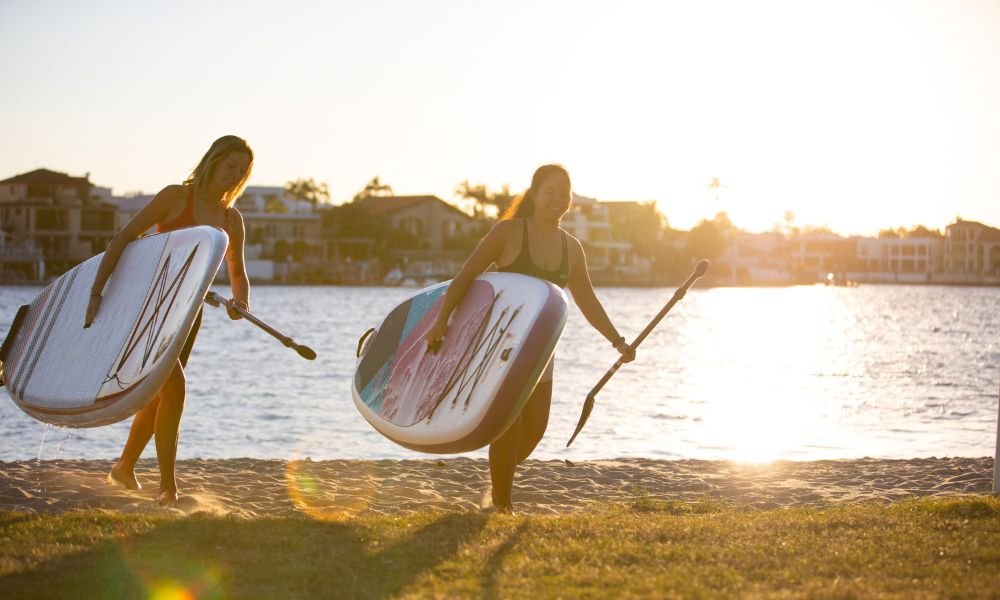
36,209,69,230
400,217,423,236
27,185,53,198
81,210,114,231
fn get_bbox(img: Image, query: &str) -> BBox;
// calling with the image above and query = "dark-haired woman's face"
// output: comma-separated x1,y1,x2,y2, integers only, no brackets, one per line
210,151,251,193
537,172,572,220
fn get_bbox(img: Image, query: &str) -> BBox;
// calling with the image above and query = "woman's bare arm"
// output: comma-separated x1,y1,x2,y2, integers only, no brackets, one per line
224,208,250,318
566,237,624,344
424,220,515,346
84,186,179,327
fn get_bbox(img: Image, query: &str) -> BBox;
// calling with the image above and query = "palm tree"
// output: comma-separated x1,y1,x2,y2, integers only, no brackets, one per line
352,176,394,202
285,178,330,210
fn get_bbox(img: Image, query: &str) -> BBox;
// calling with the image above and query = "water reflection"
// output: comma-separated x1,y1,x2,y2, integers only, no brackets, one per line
1,284,998,462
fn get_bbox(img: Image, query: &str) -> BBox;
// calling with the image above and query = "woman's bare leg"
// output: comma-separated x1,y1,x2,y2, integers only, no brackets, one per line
488,381,553,511
108,397,159,490
154,362,186,503
515,381,552,464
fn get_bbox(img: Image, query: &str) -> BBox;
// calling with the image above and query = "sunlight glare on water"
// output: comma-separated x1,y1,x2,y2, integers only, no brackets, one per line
0,284,998,462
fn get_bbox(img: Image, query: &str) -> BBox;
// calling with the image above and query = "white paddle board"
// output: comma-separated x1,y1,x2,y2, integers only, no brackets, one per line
353,272,567,453
0,226,228,427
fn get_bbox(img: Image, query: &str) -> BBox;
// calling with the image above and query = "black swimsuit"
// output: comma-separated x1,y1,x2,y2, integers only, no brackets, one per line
497,219,570,288
496,219,568,383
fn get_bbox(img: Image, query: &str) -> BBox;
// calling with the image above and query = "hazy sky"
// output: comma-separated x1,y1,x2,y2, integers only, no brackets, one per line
2,0,998,234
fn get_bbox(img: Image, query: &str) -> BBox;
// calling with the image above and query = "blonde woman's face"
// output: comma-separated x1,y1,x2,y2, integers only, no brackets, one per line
210,151,251,193
537,172,572,219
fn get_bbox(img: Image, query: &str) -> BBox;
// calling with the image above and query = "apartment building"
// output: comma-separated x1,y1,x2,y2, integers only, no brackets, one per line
0,168,116,276
944,220,1000,278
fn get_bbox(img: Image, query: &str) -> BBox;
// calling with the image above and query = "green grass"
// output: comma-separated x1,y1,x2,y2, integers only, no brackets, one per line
2,496,999,599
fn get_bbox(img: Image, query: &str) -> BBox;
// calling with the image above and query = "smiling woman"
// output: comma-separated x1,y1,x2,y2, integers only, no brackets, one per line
423,163,637,513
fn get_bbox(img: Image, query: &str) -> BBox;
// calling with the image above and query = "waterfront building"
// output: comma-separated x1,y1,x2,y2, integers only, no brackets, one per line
351,195,478,283
229,186,324,282
717,231,793,285
944,220,1000,279
561,195,652,283
856,236,944,283
787,232,861,283
0,168,115,277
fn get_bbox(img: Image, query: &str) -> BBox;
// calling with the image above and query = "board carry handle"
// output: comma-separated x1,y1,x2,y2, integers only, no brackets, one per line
204,292,317,360
0,304,30,387
357,327,376,358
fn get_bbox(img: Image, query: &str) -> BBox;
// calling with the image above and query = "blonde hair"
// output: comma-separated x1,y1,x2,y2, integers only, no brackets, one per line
184,135,254,208
500,164,570,220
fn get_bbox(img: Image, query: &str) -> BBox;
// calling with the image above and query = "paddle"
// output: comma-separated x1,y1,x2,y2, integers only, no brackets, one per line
204,292,317,360
566,259,710,447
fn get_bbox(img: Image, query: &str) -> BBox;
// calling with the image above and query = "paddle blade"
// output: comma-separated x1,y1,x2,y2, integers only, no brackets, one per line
566,394,596,447
694,259,709,278
297,345,317,360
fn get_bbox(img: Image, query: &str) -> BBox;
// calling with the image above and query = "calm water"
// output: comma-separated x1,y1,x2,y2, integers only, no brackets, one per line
1,284,998,462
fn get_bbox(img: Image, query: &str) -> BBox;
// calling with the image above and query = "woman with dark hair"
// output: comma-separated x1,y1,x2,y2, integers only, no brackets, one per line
425,164,635,512
85,135,254,504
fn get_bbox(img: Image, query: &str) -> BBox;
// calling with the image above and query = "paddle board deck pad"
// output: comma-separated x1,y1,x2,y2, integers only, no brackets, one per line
0,226,228,427
353,272,567,453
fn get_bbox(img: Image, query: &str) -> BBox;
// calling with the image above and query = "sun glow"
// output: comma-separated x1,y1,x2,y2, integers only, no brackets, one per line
2,2,998,236
686,287,857,462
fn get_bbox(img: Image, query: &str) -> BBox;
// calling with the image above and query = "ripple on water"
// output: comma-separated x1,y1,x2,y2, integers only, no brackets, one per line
0,284,998,461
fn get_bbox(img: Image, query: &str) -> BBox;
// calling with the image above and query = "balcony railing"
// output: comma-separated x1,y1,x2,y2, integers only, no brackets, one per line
0,247,44,261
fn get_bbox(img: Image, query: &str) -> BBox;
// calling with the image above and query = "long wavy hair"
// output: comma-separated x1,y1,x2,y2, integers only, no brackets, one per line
500,164,571,220
184,135,254,208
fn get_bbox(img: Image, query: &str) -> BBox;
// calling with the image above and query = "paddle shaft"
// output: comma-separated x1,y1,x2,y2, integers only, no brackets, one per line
566,260,709,447
204,292,316,360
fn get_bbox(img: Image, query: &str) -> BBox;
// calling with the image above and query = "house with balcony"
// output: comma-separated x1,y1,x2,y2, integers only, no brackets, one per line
561,195,652,284
786,232,863,283
349,195,478,282
0,168,116,277
855,235,944,283
942,220,1000,283
228,186,325,282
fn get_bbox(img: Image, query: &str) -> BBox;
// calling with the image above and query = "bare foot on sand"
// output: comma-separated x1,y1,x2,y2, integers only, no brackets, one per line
481,504,516,516
107,463,141,491
157,489,179,506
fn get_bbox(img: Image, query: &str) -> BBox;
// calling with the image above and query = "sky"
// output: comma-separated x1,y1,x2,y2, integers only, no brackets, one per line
1,0,998,235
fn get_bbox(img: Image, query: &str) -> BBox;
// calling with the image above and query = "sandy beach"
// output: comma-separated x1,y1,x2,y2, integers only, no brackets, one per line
0,456,992,518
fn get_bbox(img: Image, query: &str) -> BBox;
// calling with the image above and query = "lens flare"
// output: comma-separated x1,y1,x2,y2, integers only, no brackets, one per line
148,581,196,600
117,540,223,600
284,437,379,520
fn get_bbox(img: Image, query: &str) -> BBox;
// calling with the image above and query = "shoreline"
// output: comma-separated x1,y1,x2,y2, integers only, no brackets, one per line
1,456,992,518
3,279,1000,289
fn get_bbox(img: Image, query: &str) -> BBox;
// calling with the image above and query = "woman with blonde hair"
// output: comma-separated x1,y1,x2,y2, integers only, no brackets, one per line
85,135,254,503
425,163,635,513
